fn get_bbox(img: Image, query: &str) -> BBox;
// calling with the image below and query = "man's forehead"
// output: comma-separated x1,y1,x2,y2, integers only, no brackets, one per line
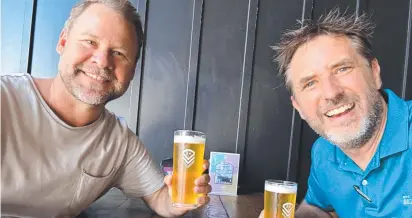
289,36,357,73
69,4,137,40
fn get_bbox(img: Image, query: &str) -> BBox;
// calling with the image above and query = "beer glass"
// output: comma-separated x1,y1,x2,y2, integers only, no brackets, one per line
171,130,206,208
264,180,297,218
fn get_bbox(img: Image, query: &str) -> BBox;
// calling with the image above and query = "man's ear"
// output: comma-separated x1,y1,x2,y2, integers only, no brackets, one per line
56,29,68,55
291,95,306,120
370,58,382,89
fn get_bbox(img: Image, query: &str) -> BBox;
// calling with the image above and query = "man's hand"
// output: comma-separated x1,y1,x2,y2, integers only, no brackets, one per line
164,160,212,215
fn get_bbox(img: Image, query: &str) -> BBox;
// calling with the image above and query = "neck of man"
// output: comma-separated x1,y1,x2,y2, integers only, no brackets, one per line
33,74,104,127
342,96,388,171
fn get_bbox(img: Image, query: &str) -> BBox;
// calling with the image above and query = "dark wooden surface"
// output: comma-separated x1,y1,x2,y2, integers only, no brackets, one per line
79,188,263,218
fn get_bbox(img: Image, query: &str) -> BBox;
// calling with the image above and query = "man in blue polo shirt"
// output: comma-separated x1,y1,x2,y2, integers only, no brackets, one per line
259,9,411,218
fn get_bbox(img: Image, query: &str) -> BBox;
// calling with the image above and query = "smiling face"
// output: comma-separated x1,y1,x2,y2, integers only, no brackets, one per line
289,35,384,149
56,3,138,105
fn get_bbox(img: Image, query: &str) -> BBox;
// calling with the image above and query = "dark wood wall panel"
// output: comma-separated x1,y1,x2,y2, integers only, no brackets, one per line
407,0,412,100
313,0,357,18
194,0,252,157
243,0,302,193
367,0,411,97
138,0,202,162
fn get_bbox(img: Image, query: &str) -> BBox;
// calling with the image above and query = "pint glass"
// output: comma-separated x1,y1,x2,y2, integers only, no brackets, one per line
264,180,297,218
171,130,206,208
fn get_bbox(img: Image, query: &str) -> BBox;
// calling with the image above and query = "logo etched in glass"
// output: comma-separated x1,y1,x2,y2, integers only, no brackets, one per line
183,149,195,168
282,203,294,218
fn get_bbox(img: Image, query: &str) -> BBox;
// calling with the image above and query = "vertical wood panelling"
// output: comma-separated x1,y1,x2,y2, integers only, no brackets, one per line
183,0,203,130
403,0,412,99
367,0,410,96
194,0,252,157
312,0,357,18
234,0,259,190
137,0,202,163
243,0,302,193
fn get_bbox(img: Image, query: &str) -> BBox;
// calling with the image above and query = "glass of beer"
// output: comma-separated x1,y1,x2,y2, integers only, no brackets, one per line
264,180,297,218
171,130,206,208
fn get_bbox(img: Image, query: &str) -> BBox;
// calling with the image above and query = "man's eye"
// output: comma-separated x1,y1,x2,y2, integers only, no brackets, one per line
336,66,352,74
112,51,124,56
303,80,317,89
84,40,95,46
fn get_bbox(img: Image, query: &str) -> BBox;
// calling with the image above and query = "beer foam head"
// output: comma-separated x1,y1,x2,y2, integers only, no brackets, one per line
265,182,297,194
174,135,205,144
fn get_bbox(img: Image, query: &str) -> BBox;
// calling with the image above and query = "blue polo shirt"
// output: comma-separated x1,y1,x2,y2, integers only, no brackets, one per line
305,89,412,217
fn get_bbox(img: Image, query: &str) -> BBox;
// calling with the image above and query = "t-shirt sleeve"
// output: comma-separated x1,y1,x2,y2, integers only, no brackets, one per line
304,148,331,209
115,131,165,198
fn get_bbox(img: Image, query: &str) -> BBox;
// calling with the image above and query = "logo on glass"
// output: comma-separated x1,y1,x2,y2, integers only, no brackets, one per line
183,149,195,168
282,203,293,218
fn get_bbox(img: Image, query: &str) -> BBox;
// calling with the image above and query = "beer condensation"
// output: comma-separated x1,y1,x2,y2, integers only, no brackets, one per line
264,183,297,218
172,135,205,207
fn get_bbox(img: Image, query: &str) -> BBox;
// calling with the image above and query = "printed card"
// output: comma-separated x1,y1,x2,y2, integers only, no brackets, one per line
209,152,240,196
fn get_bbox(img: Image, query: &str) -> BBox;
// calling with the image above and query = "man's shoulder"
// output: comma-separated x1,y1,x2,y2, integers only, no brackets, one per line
1,73,33,95
102,110,142,145
407,99,412,116
406,99,412,149
1,72,30,79
1,73,30,85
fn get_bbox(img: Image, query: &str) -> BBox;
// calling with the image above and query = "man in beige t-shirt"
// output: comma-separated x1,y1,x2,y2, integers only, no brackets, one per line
1,0,211,217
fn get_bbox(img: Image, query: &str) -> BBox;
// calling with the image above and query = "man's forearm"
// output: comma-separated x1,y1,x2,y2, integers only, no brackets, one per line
295,201,334,218
143,185,187,217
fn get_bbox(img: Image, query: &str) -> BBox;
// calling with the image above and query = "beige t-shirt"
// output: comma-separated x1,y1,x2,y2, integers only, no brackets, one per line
1,73,165,217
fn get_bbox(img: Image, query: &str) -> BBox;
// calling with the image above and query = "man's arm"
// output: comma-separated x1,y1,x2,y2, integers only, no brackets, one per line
142,165,211,218
142,185,183,217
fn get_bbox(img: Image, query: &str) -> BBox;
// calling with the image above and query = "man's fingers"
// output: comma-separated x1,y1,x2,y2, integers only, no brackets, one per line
258,210,264,218
197,195,210,206
203,160,210,170
164,175,172,186
194,185,212,194
195,174,210,185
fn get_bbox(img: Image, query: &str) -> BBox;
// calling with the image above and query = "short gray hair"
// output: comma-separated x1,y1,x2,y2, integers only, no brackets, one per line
272,8,376,93
64,0,144,61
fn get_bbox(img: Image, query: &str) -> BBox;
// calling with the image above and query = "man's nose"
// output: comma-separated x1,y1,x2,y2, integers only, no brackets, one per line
91,50,112,69
321,76,344,103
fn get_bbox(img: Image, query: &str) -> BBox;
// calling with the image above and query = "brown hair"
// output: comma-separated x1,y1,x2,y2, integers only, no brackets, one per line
64,0,144,61
272,8,376,92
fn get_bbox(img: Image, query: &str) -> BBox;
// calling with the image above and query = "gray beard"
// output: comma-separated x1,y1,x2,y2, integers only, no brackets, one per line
320,91,385,149
59,69,124,106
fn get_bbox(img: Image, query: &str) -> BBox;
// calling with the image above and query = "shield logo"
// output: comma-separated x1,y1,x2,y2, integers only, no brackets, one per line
282,203,294,218
183,149,195,168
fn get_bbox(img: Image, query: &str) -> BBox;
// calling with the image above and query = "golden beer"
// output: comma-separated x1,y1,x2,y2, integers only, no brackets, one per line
264,180,297,218
171,130,206,208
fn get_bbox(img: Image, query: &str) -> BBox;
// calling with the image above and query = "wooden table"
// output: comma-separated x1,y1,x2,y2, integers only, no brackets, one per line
78,188,264,218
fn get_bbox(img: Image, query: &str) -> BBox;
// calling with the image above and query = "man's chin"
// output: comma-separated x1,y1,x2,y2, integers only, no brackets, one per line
72,92,109,106
323,130,363,148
